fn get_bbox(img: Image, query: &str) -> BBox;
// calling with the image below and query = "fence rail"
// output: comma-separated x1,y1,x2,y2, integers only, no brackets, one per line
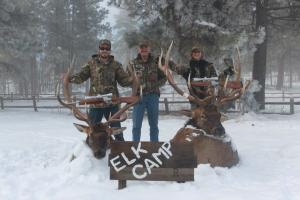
2,91,300,99
0,95,299,115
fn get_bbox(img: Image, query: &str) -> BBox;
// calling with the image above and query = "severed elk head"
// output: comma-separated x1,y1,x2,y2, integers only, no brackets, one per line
57,57,140,158
159,42,249,136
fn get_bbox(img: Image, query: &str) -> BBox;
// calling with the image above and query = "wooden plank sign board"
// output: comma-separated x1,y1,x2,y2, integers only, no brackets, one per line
109,141,197,189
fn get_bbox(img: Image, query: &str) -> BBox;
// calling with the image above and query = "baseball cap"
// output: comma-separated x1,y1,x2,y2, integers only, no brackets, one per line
99,39,111,49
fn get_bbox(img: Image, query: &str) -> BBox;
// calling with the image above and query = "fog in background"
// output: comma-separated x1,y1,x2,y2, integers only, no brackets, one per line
1,0,300,108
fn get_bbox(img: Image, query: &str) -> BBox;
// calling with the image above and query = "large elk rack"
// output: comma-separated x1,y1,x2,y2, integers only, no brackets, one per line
157,42,251,167
56,56,140,158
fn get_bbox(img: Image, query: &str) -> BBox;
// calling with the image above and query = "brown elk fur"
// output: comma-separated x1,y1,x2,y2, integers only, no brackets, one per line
172,128,239,167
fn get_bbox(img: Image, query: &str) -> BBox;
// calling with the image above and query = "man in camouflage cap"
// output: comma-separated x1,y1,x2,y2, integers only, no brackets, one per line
68,39,132,141
127,40,175,142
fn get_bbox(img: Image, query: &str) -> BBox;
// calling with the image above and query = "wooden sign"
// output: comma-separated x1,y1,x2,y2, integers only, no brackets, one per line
109,141,197,189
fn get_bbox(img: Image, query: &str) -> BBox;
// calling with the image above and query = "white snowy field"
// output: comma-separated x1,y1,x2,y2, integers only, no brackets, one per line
1,110,300,200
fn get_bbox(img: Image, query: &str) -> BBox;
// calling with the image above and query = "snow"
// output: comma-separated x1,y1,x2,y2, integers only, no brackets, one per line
1,110,300,200
195,20,217,28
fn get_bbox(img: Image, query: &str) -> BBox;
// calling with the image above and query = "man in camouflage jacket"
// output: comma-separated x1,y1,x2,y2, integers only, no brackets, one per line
127,41,169,142
68,39,132,141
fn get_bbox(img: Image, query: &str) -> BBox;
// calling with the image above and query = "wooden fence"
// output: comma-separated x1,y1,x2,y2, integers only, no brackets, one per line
0,95,299,115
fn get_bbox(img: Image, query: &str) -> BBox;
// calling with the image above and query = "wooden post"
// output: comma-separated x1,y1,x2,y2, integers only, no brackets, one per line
290,97,294,115
0,97,4,110
118,180,127,190
164,98,169,114
10,92,13,102
32,96,38,112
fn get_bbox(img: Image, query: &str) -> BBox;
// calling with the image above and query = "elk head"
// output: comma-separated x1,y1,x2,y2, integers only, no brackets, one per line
158,42,248,136
57,57,140,158
72,117,127,158
181,104,225,136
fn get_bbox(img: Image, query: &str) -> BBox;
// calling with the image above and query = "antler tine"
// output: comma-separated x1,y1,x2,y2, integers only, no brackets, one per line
165,40,173,70
241,80,252,96
57,80,90,125
105,99,139,125
217,47,244,107
235,47,241,81
63,55,76,103
128,64,140,97
219,89,242,106
158,48,164,71
106,112,128,124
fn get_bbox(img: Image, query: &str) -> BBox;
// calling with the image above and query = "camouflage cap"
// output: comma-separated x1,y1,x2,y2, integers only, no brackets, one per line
99,39,111,48
139,40,150,48
191,46,201,53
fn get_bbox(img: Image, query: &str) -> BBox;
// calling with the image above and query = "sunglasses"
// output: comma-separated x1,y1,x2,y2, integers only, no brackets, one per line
99,47,111,51
139,45,148,49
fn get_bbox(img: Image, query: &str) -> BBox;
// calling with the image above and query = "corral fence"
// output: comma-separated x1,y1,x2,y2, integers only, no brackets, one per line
1,91,300,115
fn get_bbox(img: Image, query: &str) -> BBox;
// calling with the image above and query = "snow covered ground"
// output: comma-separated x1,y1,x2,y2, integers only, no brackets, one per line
1,110,300,200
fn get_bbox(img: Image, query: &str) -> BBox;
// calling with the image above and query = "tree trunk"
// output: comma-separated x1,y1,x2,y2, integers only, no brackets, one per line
18,80,24,95
30,55,38,96
269,67,273,87
1,77,6,94
276,55,285,90
252,0,269,109
22,78,29,97
289,65,293,89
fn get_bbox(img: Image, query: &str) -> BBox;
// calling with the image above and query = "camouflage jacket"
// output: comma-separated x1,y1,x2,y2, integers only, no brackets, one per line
69,55,132,97
127,54,170,95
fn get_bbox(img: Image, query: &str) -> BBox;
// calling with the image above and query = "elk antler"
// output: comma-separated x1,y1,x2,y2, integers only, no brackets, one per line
234,47,241,81
127,63,140,97
104,68,141,125
217,47,244,106
56,82,90,125
63,56,76,103
56,56,89,125
158,41,211,107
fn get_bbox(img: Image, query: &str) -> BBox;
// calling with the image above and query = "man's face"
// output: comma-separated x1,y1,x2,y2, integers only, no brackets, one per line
191,51,202,60
139,45,150,57
98,44,111,58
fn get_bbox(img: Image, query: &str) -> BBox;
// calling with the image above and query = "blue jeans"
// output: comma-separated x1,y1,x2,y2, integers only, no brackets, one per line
132,93,159,142
89,105,124,141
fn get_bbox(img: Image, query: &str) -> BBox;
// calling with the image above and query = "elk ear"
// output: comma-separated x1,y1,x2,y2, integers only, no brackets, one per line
73,123,90,135
107,127,127,136
180,109,193,118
